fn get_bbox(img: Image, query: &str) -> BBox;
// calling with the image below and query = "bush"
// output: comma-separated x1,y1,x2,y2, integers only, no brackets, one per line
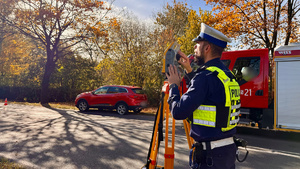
0,86,85,103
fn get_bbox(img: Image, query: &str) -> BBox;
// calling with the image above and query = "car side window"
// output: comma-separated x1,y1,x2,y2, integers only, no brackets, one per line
232,57,260,85
94,87,109,95
108,87,119,94
131,88,145,94
119,88,127,93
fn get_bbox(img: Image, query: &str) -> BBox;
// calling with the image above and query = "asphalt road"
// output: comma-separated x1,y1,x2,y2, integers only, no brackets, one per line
0,103,300,169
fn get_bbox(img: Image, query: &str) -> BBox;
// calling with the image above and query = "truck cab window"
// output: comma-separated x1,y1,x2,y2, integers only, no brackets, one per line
221,59,231,68
233,57,260,85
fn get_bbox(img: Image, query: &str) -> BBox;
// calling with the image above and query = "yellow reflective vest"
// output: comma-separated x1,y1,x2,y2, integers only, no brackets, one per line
193,66,241,132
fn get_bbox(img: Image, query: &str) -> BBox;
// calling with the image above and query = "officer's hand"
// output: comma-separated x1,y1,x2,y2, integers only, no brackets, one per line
166,65,181,87
177,50,193,73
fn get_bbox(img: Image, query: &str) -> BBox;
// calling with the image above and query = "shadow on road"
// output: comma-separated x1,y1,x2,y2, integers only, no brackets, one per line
2,104,300,169
0,104,156,169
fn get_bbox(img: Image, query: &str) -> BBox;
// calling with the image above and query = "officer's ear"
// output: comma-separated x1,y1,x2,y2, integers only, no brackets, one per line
203,42,211,53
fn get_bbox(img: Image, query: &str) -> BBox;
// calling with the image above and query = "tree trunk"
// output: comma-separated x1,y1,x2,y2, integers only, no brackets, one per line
40,53,55,104
268,47,275,106
285,0,292,45
0,36,4,53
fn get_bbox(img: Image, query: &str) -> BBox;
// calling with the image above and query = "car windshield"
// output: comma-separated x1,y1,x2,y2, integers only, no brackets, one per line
131,88,145,94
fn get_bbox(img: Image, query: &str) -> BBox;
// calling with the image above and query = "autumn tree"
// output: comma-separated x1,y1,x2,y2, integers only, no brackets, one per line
107,14,154,87
0,0,114,104
155,0,191,42
285,0,300,45
50,51,104,102
204,0,300,57
0,0,16,59
153,0,191,80
178,9,212,55
0,34,38,86
93,12,164,105
77,18,118,64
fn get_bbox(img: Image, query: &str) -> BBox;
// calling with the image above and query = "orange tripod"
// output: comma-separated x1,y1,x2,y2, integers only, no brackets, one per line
142,80,194,169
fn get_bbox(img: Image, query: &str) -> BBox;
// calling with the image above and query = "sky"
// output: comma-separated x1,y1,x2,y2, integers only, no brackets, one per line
112,0,213,20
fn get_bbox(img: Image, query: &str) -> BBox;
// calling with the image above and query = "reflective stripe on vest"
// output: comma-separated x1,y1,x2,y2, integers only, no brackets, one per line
192,66,241,132
231,104,241,110
231,111,240,117
193,105,217,127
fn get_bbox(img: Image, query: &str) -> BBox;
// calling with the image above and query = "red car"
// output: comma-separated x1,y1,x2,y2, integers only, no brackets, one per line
75,85,148,115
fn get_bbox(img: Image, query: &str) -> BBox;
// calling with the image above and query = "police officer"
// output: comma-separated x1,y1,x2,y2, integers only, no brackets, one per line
166,23,241,169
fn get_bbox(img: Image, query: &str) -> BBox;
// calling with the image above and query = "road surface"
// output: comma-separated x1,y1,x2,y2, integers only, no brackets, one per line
0,104,299,169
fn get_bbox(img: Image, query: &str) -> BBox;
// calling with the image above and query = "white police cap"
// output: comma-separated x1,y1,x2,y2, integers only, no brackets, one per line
193,23,231,48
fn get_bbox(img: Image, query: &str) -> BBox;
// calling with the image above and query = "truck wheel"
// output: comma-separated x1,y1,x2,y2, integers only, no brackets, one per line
116,103,128,115
78,100,89,112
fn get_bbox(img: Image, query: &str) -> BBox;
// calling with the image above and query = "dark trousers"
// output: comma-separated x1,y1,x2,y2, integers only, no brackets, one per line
191,143,237,169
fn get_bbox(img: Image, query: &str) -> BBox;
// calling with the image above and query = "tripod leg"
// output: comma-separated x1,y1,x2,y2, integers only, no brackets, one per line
164,92,176,169
145,92,165,169
183,120,194,149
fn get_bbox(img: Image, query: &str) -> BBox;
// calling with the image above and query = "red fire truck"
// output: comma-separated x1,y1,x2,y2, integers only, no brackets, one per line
221,43,300,132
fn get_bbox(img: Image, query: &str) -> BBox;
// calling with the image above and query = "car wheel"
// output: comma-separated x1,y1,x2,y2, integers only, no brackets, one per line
78,100,89,112
116,103,128,115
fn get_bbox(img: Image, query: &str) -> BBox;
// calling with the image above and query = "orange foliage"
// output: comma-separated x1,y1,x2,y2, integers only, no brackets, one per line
205,0,299,52
0,0,114,103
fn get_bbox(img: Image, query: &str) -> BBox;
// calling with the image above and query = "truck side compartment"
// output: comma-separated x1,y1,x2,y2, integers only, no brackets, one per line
274,43,300,131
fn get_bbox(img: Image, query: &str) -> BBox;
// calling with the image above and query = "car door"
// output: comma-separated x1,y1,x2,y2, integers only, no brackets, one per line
90,86,109,106
106,87,122,106
118,87,128,103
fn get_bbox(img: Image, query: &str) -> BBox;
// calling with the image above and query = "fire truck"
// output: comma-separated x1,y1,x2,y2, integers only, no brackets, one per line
221,43,300,132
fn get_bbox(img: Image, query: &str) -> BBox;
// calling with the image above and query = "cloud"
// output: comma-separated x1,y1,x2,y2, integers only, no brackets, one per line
112,0,166,20
111,0,213,20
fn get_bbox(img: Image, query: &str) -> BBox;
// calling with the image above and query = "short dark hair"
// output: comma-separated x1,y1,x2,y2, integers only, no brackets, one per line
203,41,224,57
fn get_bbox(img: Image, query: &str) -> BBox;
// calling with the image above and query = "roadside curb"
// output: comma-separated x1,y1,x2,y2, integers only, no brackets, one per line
237,126,300,142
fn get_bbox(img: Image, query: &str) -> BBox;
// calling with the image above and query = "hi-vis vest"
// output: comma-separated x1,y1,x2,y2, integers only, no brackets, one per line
193,66,241,132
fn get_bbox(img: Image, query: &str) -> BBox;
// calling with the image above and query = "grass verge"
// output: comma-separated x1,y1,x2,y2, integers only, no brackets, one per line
0,158,26,169
1,100,157,114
